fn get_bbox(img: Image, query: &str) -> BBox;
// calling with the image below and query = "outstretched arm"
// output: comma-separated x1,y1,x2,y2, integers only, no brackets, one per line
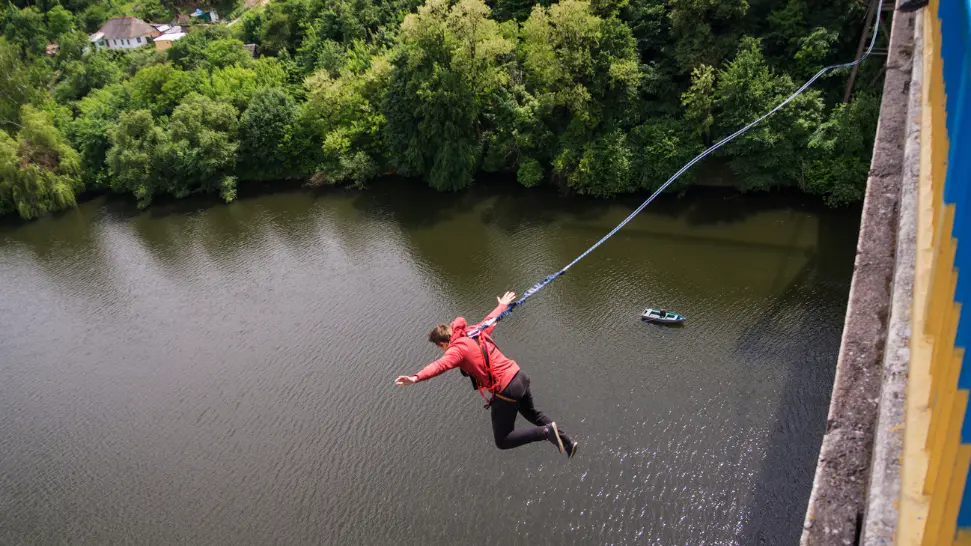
478,291,516,336
395,346,464,387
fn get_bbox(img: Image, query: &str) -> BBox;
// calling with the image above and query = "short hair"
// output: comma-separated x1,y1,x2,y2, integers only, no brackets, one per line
428,324,451,345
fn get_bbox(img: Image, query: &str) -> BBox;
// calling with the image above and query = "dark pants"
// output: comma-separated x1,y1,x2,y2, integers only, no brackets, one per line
491,371,564,450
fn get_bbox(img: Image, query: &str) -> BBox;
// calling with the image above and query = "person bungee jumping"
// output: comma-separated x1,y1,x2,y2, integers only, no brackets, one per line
394,291,578,458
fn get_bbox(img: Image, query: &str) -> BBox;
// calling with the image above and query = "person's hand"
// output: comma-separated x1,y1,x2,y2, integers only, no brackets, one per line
395,375,418,386
497,291,516,306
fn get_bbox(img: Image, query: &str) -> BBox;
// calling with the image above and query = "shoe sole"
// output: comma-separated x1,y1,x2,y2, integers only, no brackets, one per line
551,422,564,453
568,441,578,459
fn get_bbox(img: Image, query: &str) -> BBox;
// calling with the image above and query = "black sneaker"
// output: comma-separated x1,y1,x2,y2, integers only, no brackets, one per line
562,436,579,459
546,422,564,453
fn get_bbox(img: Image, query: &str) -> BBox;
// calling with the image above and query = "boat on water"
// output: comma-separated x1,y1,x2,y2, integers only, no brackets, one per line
641,308,686,325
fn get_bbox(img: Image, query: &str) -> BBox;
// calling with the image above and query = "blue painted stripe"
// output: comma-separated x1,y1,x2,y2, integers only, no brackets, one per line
943,0,971,529
960,461,971,527
947,81,969,335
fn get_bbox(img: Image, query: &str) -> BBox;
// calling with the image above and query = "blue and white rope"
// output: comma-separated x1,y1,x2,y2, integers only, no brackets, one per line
468,0,887,338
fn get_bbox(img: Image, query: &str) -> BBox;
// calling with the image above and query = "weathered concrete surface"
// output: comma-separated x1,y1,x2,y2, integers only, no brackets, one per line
861,10,923,545
800,8,917,546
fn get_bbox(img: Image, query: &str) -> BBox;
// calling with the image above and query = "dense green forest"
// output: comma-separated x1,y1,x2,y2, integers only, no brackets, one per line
0,0,884,220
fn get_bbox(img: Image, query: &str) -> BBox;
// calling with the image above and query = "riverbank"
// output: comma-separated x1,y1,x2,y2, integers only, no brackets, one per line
0,170,858,231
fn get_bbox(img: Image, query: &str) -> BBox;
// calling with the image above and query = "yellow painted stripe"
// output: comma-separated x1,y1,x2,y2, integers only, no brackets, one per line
927,315,961,455
923,391,970,545
939,444,971,545
926,208,955,341
925,379,954,492
932,298,958,420
898,11,939,543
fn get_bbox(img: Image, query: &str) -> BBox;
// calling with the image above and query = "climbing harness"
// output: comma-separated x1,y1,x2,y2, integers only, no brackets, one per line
472,334,508,408
467,0,887,339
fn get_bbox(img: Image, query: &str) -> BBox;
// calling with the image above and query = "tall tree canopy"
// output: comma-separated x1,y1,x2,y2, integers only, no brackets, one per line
0,0,885,220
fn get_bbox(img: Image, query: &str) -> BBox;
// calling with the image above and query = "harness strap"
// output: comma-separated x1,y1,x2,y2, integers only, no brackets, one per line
492,392,516,403
474,335,504,409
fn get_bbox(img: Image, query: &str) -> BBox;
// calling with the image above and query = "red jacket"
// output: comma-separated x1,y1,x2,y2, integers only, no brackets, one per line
414,304,521,393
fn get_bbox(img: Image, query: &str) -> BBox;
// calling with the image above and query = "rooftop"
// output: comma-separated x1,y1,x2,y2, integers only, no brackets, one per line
154,32,186,42
94,17,157,40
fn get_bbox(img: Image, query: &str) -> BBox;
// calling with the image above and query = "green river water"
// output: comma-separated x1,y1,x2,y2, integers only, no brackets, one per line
0,181,860,545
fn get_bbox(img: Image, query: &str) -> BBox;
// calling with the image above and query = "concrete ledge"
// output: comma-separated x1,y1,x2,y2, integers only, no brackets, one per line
861,9,923,544
800,9,917,546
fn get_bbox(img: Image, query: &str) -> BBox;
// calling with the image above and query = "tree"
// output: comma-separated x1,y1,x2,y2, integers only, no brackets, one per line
134,0,171,23
383,0,515,190
0,38,49,132
238,9,265,45
0,106,83,220
478,84,551,178
518,0,640,191
260,9,296,55
211,0,243,19
79,4,107,34
793,27,838,79
68,83,130,188
257,0,310,55
0,131,16,217
106,109,163,207
681,64,715,142
669,0,748,71
763,0,807,59
54,51,123,103
156,94,240,202
203,39,254,71
302,0,421,46
295,26,346,76
713,37,824,190
53,30,88,68
802,93,879,206
46,5,75,39
202,58,287,110
128,64,206,116
447,0,515,100
567,129,634,196
623,0,671,64
307,53,392,185
238,87,299,180
491,0,538,22
62,0,98,14
516,157,544,186
3,6,48,56
630,116,701,192
106,94,240,205
114,46,169,78
167,26,234,70
520,1,602,98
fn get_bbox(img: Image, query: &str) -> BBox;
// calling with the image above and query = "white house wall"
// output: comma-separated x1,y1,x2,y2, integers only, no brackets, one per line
103,36,151,49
